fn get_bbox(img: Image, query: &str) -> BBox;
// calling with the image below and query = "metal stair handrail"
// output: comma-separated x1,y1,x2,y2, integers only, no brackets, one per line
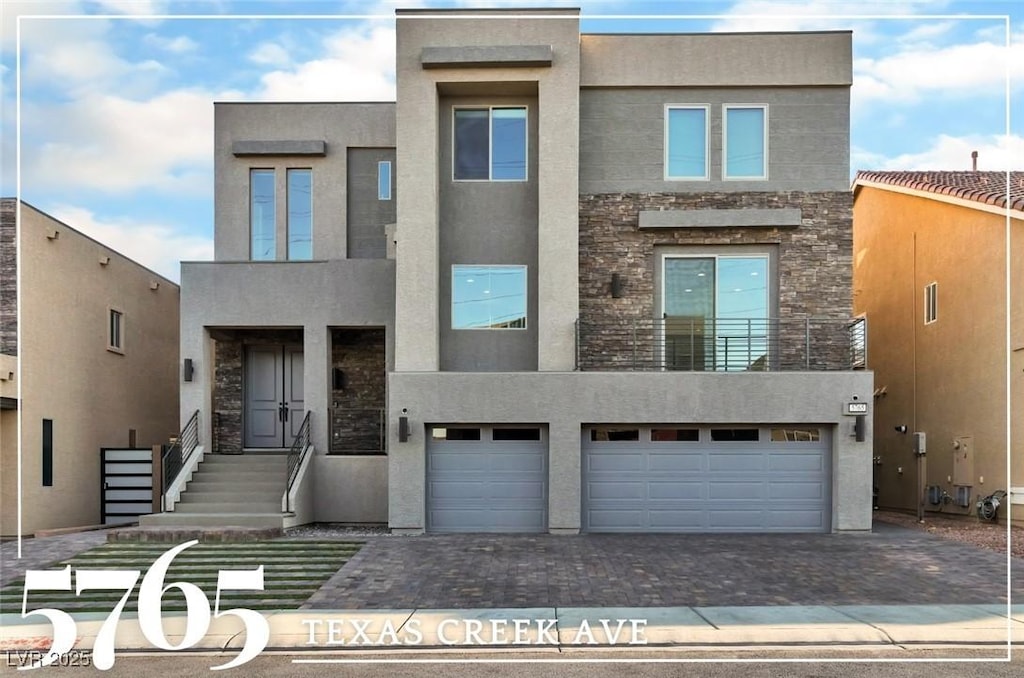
285,411,312,513
162,410,200,507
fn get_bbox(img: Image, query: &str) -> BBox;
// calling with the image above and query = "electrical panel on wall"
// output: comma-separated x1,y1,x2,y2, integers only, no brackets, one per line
953,436,973,487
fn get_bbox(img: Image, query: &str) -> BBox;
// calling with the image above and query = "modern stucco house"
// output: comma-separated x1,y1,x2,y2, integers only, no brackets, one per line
853,171,1023,522
163,8,873,534
0,199,180,536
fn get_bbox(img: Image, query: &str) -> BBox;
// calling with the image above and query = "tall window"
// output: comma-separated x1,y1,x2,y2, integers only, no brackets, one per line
924,282,938,324
665,106,709,180
378,161,392,200
453,107,527,181
662,255,769,371
42,419,53,487
287,169,312,260
250,169,276,260
108,308,124,353
452,265,527,329
724,105,767,179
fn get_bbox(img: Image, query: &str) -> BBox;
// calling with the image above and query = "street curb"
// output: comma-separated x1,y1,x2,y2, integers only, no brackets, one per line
1,605,1021,653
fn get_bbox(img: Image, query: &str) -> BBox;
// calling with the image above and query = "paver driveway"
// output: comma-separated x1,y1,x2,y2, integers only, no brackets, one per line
304,523,1024,609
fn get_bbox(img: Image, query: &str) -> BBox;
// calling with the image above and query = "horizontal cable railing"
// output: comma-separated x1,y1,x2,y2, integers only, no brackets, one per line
576,317,863,372
285,411,312,513
162,410,199,509
329,407,386,455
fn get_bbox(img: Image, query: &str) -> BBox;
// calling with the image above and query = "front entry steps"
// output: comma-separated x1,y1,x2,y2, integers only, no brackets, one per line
140,453,290,529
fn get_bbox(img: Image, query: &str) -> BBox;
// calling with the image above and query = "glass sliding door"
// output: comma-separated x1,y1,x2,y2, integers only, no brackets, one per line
662,254,769,371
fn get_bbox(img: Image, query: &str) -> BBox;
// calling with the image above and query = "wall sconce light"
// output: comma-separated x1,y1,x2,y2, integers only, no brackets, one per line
333,368,346,390
183,358,194,382
894,425,907,434
611,273,624,298
398,415,410,443
854,415,866,442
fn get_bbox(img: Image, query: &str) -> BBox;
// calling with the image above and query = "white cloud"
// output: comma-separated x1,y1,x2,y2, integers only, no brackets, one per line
254,24,396,101
249,42,292,68
853,134,1024,172
93,0,167,16
853,34,1024,107
709,1,933,39
47,204,212,283
143,33,198,53
24,88,216,195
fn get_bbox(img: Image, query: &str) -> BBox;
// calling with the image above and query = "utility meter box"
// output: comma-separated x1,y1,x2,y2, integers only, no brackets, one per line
953,436,973,486
913,431,926,455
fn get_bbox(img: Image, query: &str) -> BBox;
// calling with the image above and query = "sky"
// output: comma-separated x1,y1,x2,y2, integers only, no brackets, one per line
0,0,1021,282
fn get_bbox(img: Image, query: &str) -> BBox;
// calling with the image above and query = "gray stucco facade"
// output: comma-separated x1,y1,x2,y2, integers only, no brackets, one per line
178,8,871,533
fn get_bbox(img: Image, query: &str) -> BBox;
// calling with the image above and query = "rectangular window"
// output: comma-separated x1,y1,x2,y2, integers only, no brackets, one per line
924,282,938,324
662,254,770,371
493,428,542,441
771,428,821,442
710,428,760,442
42,419,53,487
651,428,700,442
378,161,392,200
287,169,312,261
452,265,527,329
724,105,767,179
250,169,276,260
453,107,527,181
431,427,481,441
665,106,708,180
590,427,640,442
108,309,123,353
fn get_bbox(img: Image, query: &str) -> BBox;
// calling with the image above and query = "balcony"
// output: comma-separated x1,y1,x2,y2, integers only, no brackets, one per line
576,317,866,372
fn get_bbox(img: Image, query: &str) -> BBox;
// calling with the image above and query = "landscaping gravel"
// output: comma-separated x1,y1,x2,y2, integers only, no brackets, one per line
874,509,1024,559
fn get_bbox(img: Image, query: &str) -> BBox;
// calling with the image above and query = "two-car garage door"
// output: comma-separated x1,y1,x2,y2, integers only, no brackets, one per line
582,425,831,533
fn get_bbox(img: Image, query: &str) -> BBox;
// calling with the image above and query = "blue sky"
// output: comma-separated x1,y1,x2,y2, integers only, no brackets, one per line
1,0,1021,281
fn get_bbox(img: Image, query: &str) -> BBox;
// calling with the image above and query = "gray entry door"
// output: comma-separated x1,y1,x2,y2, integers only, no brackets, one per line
244,345,304,448
582,426,831,533
427,426,547,533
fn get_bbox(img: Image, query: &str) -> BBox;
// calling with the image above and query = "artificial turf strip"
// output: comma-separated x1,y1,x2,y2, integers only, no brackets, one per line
0,540,362,616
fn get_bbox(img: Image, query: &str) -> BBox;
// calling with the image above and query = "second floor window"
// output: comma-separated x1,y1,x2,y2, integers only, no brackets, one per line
724,105,767,179
452,265,527,329
378,161,392,200
108,308,124,353
287,169,312,260
665,106,709,180
924,282,938,324
453,107,527,181
250,169,276,260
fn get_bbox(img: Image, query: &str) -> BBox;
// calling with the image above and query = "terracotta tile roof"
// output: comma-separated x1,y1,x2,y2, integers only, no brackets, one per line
855,170,1024,212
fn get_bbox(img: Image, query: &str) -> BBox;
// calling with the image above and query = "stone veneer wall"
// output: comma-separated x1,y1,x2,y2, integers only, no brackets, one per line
578,191,854,371
213,329,303,454
330,328,386,454
0,199,16,356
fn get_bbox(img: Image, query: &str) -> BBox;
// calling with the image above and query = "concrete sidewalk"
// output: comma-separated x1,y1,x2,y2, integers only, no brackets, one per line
2,605,1021,653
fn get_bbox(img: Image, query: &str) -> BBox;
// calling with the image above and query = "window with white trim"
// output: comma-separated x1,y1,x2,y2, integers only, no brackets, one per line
924,282,938,324
108,308,124,353
664,105,709,180
723,105,767,179
453,107,527,181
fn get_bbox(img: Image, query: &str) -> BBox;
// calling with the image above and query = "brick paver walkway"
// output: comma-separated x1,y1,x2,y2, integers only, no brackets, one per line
304,524,1024,609
0,531,110,589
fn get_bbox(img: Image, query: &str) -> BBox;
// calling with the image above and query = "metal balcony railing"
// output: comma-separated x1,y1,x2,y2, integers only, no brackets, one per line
576,317,867,372
329,407,386,455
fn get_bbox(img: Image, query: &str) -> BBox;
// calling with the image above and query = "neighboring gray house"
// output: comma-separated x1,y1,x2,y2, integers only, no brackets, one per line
156,8,873,534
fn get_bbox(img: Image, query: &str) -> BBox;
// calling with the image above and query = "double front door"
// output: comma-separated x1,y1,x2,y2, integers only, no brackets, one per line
244,345,304,449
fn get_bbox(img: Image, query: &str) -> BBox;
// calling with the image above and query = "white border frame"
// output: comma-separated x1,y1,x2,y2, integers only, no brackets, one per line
286,167,313,261
451,105,529,183
663,104,710,181
722,104,769,181
451,264,528,330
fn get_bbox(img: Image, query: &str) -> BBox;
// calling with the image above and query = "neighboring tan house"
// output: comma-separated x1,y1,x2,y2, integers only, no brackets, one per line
156,8,873,534
0,199,180,536
852,171,1023,522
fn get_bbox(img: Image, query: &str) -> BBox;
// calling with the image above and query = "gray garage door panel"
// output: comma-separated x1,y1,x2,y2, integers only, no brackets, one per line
583,427,831,534
427,428,548,533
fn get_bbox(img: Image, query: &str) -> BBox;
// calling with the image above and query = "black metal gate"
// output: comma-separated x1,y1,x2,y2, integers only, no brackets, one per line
100,448,154,525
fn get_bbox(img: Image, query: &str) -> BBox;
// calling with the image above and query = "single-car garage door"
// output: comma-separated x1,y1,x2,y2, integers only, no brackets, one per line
583,425,831,533
427,425,548,533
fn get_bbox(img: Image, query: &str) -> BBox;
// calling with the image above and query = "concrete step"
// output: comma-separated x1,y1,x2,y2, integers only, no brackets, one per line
185,480,284,491
139,513,286,528
202,453,288,462
178,490,281,503
190,469,285,480
198,459,287,471
174,502,282,514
